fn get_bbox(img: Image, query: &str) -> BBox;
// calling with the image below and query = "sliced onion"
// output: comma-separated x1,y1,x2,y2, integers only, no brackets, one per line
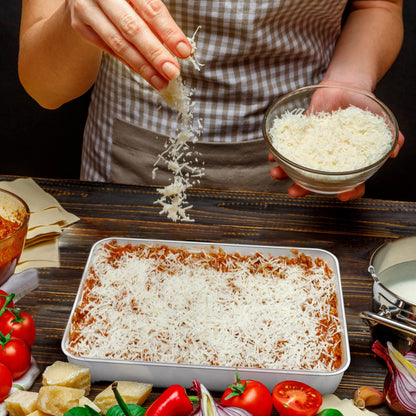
190,380,252,416
372,340,416,415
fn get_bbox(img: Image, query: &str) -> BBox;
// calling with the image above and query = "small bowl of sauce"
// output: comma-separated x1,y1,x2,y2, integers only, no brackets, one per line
0,189,29,285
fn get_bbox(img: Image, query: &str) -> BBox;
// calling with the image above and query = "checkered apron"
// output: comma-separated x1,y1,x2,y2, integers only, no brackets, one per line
81,0,348,191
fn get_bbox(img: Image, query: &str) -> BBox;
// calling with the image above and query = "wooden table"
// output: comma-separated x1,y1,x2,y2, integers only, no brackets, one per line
9,176,416,415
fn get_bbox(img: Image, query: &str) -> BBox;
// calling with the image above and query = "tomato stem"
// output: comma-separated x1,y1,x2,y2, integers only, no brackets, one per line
0,293,15,317
9,308,24,324
0,331,12,349
224,368,251,400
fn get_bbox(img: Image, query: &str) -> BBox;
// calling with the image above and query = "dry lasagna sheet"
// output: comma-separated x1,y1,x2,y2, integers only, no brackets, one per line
67,241,343,372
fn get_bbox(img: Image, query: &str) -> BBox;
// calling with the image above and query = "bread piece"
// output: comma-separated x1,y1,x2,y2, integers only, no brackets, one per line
78,397,101,414
42,361,91,395
37,386,85,416
5,391,39,416
93,381,152,414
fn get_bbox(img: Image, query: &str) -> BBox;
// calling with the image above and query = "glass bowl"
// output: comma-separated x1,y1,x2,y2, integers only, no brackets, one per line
0,189,29,285
262,84,399,194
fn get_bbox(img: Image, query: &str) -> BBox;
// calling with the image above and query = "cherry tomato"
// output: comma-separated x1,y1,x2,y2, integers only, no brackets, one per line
0,362,12,402
272,381,322,416
0,290,14,310
0,310,36,346
220,371,272,416
0,333,31,379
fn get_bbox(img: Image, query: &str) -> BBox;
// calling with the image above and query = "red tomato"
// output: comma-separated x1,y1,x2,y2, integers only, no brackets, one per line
0,334,31,379
220,373,272,416
0,362,12,402
0,290,14,310
272,381,322,416
0,310,36,346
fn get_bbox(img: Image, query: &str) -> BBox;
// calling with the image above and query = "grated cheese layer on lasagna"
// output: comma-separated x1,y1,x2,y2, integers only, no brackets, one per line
67,241,343,372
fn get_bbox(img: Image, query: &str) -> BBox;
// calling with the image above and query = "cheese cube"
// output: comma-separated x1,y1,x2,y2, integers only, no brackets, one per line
93,381,152,414
5,391,39,416
37,386,85,416
42,361,91,395
78,397,101,414
27,411,53,416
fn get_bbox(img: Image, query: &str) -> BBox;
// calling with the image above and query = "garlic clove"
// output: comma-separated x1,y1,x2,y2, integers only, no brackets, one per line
353,386,385,409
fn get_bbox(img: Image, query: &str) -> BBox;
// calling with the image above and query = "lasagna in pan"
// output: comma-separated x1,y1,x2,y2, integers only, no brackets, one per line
67,240,343,372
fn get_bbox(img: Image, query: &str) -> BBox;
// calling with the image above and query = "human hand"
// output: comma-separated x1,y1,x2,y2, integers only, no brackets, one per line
66,0,193,89
269,130,404,201
268,82,405,201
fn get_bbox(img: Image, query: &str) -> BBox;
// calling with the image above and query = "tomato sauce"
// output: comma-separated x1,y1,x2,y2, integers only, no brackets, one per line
0,215,20,239
0,214,26,285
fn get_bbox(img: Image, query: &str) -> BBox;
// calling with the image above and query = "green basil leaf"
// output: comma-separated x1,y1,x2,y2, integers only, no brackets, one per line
317,409,344,416
106,404,145,416
64,407,91,416
64,404,102,416
85,405,103,416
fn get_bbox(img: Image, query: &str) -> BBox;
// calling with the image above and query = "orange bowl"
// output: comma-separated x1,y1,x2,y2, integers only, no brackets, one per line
0,189,29,285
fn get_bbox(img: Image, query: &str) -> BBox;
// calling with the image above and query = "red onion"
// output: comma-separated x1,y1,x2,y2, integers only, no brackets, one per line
372,340,416,415
190,380,252,416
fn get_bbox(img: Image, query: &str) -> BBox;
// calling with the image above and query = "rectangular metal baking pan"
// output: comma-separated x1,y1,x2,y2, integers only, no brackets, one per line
62,237,350,393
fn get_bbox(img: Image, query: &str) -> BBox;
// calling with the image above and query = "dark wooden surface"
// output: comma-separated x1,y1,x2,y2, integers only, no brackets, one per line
9,176,416,415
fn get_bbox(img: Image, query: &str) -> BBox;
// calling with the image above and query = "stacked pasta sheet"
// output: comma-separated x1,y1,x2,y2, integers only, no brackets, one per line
0,177,79,273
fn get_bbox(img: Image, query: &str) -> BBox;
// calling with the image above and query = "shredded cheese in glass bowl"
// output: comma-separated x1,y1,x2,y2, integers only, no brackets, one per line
262,85,399,194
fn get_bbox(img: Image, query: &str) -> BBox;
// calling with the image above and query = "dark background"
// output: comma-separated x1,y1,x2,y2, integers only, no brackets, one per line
1,1,415,201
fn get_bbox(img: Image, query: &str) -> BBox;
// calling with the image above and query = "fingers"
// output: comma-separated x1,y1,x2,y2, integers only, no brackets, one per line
69,0,191,89
288,184,311,198
337,183,365,201
270,164,310,197
391,130,405,158
270,165,289,180
130,0,192,59
99,0,184,76
287,183,365,200
270,160,365,200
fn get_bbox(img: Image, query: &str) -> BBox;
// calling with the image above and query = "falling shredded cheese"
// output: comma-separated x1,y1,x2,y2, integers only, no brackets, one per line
153,28,204,222
68,241,343,372
269,105,393,171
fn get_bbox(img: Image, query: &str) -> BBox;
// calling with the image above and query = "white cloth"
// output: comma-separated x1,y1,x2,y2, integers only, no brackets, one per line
0,269,39,303
0,358,40,416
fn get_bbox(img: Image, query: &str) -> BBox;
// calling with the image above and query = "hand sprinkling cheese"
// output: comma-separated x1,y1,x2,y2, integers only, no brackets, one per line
153,28,204,222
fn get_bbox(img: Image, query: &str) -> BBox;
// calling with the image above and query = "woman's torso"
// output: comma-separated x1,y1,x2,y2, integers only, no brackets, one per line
81,0,348,191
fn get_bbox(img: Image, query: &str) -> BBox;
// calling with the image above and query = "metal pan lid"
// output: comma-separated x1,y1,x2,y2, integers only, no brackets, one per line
370,236,416,274
369,236,416,306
